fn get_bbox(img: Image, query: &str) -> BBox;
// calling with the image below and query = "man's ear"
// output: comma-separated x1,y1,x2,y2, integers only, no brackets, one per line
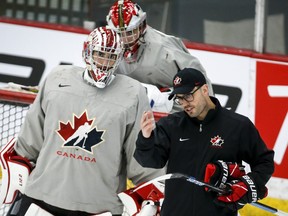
202,84,209,95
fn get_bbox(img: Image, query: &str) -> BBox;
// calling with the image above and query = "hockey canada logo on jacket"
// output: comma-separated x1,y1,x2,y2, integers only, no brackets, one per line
57,110,105,154
210,135,224,147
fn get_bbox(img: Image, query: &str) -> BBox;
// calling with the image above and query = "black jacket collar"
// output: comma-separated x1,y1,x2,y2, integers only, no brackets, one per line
188,96,221,125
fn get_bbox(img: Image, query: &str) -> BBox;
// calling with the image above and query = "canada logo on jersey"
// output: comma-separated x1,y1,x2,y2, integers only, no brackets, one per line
210,135,224,147
56,110,105,154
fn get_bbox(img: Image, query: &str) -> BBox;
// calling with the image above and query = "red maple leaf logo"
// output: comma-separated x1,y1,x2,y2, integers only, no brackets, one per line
57,111,94,141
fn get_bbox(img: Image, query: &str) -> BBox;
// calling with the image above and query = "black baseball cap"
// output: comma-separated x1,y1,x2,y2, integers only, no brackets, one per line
168,68,206,100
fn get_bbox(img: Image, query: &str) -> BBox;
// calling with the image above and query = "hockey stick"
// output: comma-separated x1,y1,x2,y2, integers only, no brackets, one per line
7,82,39,93
134,173,228,194
134,173,288,216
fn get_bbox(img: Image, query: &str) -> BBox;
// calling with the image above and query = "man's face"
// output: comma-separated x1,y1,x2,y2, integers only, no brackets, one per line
175,85,208,120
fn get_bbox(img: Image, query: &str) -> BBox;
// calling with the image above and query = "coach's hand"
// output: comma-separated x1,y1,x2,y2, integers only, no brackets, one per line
141,111,155,138
204,160,245,191
214,174,267,211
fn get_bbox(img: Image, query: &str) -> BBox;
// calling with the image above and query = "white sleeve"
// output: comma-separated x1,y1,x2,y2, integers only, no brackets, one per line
15,78,47,161
141,83,173,113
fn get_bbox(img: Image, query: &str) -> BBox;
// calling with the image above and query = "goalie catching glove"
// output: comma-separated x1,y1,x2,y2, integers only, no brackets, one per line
214,174,268,211
204,160,245,191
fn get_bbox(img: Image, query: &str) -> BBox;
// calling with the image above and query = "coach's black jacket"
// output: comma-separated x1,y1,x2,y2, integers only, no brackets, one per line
134,97,274,216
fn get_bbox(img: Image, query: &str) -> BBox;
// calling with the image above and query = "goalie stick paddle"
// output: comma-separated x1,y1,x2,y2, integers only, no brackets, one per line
134,173,288,216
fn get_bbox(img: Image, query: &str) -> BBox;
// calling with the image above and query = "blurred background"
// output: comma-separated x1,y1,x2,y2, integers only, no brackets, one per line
0,0,287,55
0,1,288,216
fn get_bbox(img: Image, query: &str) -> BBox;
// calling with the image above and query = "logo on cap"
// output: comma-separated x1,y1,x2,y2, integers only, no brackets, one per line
173,76,182,86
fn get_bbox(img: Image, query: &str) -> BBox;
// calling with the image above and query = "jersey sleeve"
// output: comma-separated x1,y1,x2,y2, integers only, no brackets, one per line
124,83,166,185
134,114,172,170
15,76,48,162
240,118,275,187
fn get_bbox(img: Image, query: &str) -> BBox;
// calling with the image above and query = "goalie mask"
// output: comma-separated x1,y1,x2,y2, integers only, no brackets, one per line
106,0,147,63
82,26,123,88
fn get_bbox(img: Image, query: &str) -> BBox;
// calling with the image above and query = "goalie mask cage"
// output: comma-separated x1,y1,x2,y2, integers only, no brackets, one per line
0,89,36,215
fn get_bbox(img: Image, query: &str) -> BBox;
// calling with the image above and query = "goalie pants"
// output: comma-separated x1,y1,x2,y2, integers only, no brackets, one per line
7,193,121,216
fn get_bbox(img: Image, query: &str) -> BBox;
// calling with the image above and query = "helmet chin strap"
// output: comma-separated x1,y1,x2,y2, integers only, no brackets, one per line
82,69,115,88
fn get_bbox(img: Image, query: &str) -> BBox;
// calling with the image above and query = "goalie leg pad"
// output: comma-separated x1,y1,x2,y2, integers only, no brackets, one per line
0,138,33,204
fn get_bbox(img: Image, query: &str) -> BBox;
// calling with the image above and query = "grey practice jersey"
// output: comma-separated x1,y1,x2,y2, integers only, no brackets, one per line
15,65,165,214
115,26,214,96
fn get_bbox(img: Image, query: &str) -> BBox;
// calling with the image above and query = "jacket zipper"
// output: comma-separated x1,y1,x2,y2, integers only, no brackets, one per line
199,123,202,132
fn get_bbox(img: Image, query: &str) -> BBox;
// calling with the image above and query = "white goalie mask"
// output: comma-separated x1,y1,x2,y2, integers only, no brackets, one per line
82,26,123,88
106,0,147,63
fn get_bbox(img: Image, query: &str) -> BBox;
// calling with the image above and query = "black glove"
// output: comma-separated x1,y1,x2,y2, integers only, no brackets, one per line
204,160,245,191
214,174,268,211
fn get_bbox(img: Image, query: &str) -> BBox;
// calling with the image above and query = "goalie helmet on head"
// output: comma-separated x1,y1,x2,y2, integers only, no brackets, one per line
82,26,123,88
106,0,147,63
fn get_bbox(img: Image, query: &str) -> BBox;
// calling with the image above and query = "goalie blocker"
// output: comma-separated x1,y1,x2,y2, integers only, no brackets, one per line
0,137,33,205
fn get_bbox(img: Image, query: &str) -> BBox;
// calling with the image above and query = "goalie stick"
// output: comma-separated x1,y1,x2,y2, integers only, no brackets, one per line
7,82,39,93
134,173,288,216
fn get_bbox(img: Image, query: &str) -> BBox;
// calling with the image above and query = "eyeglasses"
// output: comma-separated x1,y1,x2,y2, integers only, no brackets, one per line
174,85,202,105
